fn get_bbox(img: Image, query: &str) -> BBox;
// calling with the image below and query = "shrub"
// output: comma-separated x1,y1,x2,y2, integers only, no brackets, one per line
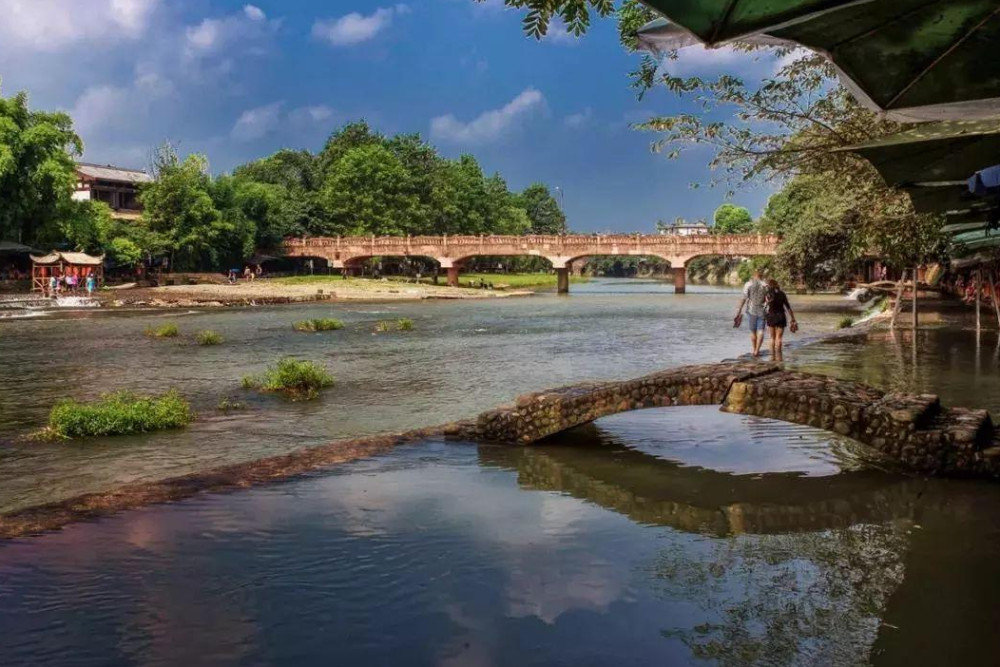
374,320,393,333
293,318,344,332
145,322,179,338
47,390,192,438
396,318,414,331
242,358,334,401
838,317,855,329
196,330,223,345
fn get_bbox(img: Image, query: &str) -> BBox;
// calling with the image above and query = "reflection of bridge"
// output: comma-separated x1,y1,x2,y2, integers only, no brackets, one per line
479,427,925,537
282,234,780,293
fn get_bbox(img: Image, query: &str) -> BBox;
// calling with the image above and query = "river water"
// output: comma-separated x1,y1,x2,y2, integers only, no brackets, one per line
2,279,999,666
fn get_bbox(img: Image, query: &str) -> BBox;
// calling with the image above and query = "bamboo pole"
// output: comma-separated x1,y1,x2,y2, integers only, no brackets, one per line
890,269,907,330
911,267,918,330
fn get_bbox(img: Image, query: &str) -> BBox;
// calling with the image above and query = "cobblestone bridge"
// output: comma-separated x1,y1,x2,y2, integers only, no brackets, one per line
448,362,1000,479
283,234,779,293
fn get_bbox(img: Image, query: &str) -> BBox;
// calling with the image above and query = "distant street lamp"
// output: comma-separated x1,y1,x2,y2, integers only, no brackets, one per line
554,186,565,210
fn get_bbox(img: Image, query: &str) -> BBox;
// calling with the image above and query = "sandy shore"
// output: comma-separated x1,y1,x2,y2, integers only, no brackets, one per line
99,278,533,307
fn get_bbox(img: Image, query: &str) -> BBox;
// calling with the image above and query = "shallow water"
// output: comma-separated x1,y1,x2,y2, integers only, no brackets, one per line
0,280,855,513
3,279,1000,666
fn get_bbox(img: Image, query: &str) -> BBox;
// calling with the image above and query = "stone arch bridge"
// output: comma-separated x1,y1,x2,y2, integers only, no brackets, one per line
282,234,780,293
448,362,1000,479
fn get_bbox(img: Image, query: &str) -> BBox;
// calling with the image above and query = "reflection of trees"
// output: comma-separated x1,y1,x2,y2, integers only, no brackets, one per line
652,524,908,667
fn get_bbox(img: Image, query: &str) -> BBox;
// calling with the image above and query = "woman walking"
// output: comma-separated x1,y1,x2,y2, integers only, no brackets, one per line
764,279,796,361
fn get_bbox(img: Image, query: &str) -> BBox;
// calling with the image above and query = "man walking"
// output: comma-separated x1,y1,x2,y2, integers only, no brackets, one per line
735,268,769,357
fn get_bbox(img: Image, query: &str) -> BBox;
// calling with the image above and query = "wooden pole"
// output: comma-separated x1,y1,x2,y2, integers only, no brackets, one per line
911,267,918,330
890,269,907,330
992,269,1000,331
976,269,982,334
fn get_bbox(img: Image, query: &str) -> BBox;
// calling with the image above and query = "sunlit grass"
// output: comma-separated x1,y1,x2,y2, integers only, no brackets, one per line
242,358,334,401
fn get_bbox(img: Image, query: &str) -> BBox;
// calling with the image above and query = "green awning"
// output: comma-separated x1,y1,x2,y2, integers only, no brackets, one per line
836,119,1000,213
641,0,870,46
640,0,1000,121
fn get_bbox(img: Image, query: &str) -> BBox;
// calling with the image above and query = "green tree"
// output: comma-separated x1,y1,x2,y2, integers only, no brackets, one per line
141,144,230,271
0,87,83,244
323,143,420,236
520,183,567,234
713,204,754,235
107,237,143,267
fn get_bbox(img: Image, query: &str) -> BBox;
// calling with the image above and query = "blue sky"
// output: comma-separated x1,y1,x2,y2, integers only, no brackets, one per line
0,0,781,232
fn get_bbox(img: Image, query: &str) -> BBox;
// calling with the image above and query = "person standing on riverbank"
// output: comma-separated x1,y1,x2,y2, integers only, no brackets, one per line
735,268,769,357
764,279,796,361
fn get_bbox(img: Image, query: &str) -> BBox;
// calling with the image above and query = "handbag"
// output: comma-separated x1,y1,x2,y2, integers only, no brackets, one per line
733,313,743,328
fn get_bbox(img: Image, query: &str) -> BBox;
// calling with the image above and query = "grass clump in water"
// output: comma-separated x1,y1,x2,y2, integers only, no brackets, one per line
45,390,192,439
293,318,344,332
837,316,855,329
396,318,414,331
216,396,246,412
145,322,179,338
242,358,334,401
374,320,393,333
196,330,223,345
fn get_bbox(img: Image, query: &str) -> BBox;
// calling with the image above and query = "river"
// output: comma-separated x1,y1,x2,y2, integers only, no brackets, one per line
1,279,999,666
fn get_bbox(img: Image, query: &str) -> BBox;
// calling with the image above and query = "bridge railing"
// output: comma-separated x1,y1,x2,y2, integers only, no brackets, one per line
284,234,780,250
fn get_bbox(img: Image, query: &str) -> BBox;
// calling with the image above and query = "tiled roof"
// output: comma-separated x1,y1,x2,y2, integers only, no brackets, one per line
77,163,153,184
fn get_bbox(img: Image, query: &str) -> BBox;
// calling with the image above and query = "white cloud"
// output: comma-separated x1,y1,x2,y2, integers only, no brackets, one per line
243,4,266,22
564,108,593,129
231,102,284,142
72,86,131,136
184,5,280,60
0,0,160,52
430,88,545,144
311,5,409,47
289,105,335,124
541,19,580,47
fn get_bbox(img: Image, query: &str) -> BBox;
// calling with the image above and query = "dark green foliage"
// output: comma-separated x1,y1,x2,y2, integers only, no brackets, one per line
47,390,192,438
242,358,334,401
838,317,855,329
713,204,755,235
396,318,414,331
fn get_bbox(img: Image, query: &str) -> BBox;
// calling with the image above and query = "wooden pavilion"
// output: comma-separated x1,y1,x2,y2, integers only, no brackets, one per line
30,252,104,294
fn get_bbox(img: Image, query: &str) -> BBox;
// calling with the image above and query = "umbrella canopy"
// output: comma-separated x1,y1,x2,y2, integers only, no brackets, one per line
640,0,871,46
837,119,1000,213
639,0,1000,121
969,163,1000,196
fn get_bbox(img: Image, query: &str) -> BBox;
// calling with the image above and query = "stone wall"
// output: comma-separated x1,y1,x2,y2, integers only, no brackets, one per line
450,362,1000,479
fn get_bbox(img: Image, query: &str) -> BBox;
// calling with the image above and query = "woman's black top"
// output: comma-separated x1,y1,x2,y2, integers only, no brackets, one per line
765,288,790,328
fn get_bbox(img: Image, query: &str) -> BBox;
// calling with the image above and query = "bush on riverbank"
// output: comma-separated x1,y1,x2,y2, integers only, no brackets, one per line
838,317,855,329
242,358,334,400
45,390,192,439
293,318,344,332
145,322,179,338
196,330,223,345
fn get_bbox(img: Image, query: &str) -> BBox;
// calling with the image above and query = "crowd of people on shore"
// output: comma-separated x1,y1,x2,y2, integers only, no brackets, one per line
44,272,97,297
228,265,264,284
940,273,1000,306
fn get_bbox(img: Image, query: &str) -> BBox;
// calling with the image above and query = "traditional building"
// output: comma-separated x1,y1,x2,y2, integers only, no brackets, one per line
657,220,710,236
72,163,153,220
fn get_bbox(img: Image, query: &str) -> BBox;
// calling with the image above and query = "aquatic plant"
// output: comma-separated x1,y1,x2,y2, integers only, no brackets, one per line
293,318,344,332
216,396,246,411
374,320,393,333
145,322,179,338
242,358,334,401
196,330,223,345
838,317,855,329
396,318,414,331
46,390,192,438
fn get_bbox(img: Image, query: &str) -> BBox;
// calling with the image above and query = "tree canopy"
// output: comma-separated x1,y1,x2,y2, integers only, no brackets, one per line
712,204,754,235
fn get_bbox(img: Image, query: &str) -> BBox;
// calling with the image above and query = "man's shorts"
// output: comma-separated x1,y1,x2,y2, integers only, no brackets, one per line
746,314,767,332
